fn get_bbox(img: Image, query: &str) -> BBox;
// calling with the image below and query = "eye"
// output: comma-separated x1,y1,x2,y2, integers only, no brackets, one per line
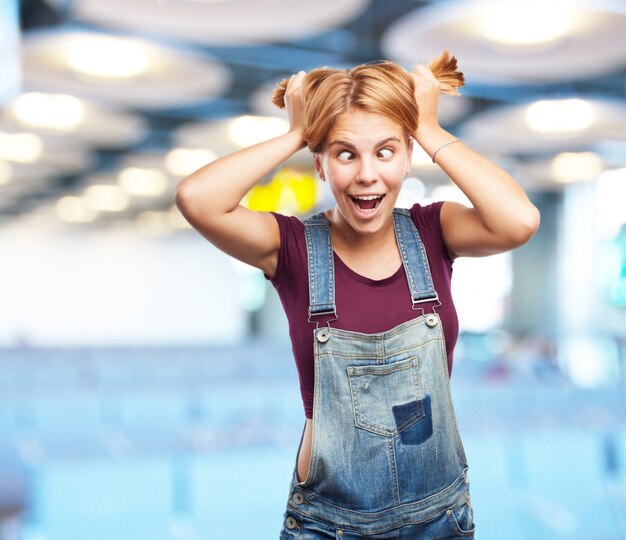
337,150,354,160
378,148,393,159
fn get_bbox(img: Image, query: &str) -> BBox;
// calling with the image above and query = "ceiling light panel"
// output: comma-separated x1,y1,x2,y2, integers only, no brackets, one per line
381,0,626,83
460,98,626,155
550,152,604,183
66,34,149,79
22,29,232,110
71,0,368,45
3,93,148,148
525,99,595,134
480,1,572,45
174,117,312,168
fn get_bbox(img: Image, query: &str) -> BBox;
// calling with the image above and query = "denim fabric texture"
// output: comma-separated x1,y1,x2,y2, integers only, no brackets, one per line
279,209,475,539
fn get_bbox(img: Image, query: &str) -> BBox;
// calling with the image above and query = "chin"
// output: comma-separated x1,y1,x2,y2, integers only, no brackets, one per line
344,206,393,234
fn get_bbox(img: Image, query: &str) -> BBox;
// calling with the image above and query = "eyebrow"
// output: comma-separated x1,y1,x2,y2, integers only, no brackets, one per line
327,136,401,149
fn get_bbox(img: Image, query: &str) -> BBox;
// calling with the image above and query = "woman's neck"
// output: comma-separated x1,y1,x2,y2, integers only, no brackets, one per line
325,207,396,253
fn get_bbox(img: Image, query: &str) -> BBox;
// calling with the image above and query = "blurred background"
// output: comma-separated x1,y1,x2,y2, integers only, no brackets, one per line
1,0,626,538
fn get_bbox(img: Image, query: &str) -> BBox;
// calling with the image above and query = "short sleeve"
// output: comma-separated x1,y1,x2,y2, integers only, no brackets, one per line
263,211,304,289
410,201,454,266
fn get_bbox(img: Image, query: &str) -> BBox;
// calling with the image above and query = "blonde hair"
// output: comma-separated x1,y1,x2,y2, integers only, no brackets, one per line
271,49,464,153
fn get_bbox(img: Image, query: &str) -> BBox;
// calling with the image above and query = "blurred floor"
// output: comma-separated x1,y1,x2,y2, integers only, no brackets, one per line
0,341,625,540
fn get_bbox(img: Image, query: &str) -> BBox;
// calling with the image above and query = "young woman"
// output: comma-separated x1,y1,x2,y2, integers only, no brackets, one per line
176,50,540,539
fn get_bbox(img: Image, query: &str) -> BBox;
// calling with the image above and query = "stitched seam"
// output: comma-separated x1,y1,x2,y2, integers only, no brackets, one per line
317,337,442,359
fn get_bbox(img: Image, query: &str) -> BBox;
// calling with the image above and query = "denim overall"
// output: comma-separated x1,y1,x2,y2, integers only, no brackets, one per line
279,208,475,539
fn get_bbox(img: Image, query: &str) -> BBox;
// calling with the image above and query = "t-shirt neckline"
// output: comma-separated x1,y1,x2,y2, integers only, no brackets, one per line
332,251,404,286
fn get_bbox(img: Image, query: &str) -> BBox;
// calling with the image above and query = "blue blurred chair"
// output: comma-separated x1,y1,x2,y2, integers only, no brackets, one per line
516,428,621,539
23,455,175,540
187,447,295,539
463,432,525,540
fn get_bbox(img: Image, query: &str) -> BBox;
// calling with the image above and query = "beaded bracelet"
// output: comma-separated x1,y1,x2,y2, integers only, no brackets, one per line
431,139,460,163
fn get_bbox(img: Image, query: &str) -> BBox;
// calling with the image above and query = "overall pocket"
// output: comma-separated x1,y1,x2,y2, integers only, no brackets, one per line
445,497,476,537
347,356,425,437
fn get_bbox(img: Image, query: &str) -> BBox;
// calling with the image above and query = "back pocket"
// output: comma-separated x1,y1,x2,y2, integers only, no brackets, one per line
347,357,425,437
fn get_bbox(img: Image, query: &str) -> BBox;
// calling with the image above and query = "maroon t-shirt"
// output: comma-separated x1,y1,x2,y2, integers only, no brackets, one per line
264,201,458,419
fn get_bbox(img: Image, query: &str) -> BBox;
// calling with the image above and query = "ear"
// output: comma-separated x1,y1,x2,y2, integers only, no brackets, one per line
313,153,325,180
405,138,414,176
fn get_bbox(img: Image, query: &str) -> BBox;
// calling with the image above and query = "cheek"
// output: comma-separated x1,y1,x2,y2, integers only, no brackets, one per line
326,166,352,187
328,179,348,200
383,162,408,183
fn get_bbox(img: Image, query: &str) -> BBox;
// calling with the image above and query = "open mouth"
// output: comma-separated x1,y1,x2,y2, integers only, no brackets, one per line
349,194,385,212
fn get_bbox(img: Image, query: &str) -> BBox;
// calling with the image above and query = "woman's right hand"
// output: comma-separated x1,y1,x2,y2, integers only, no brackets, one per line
284,71,306,139
410,64,442,137
176,69,311,279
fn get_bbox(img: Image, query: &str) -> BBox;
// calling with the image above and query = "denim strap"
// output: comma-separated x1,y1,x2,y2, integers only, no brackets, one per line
392,208,438,304
303,212,336,318
303,208,438,318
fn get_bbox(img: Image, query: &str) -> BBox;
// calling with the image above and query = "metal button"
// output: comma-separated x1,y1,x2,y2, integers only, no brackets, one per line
446,509,452,515
425,314,438,327
337,530,343,536
317,329,330,343
285,516,298,530
292,492,304,504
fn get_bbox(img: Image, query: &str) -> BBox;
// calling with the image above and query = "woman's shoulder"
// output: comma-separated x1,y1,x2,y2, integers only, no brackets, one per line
265,211,308,285
268,211,308,244
407,201,453,266
408,200,445,232
269,210,304,227
270,209,334,233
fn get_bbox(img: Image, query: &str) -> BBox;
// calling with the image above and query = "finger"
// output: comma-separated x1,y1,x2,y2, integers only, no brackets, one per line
287,71,306,90
410,64,429,85
416,65,439,85
411,63,434,79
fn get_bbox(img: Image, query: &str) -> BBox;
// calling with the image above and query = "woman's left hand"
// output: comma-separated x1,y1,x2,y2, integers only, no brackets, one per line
410,64,441,135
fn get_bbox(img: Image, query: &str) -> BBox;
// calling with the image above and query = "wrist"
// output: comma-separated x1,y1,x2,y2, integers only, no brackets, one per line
413,125,457,158
430,139,461,164
288,127,306,149
412,123,446,145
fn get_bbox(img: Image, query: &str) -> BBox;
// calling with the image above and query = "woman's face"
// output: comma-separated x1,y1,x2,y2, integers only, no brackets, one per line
314,108,412,237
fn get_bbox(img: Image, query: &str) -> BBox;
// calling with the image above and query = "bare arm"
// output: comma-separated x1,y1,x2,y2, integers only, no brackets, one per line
411,65,540,261
175,72,307,278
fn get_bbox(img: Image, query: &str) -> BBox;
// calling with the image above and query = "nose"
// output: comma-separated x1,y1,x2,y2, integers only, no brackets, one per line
356,156,378,184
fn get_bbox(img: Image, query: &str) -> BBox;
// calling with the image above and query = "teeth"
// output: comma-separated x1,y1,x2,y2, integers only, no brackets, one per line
352,195,382,201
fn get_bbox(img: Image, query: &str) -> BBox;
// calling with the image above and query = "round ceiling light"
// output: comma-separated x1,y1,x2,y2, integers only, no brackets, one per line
460,98,626,155
70,0,368,45
525,99,595,134
23,30,232,110
228,116,289,147
550,152,604,183
381,0,626,83
480,1,572,45
118,167,169,197
0,132,43,163
66,34,149,79
12,93,84,130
